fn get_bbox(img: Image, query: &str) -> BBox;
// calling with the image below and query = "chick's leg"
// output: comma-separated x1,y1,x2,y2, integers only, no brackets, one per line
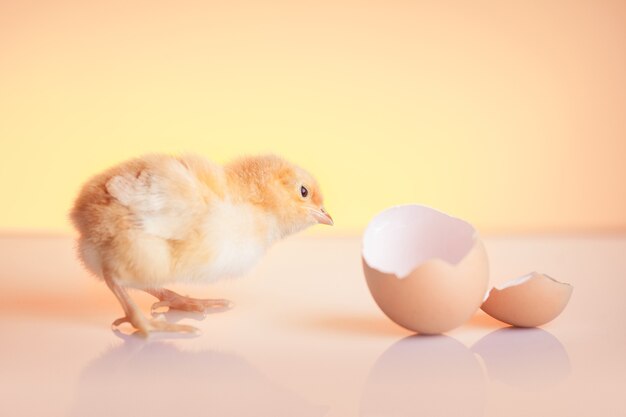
103,271,198,336
145,288,233,314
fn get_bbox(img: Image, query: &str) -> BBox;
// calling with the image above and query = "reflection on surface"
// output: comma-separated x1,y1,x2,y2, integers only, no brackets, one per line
472,327,571,389
361,335,486,417
70,337,326,417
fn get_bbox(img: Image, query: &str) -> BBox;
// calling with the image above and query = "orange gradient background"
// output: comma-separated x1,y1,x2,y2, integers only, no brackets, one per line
1,0,625,235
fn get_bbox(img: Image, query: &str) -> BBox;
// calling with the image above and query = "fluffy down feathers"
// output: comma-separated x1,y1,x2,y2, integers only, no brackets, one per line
71,153,329,288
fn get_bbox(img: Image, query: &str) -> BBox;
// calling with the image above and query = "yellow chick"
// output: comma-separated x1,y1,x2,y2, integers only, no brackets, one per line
71,154,332,336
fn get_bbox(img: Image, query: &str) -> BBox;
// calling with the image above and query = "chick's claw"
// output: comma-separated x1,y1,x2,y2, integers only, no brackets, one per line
150,295,234,315
112,315,200,337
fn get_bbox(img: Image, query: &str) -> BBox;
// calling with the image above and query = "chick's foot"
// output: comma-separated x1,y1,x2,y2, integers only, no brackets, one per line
112,315,199,337
147,288,234,315
103,273,198,337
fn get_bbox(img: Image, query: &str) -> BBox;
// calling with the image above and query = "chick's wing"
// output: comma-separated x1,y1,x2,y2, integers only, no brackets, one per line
105,158,208,240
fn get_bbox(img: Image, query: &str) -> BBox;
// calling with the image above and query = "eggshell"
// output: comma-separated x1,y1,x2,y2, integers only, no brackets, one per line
362,205,489,334
481,272,573,327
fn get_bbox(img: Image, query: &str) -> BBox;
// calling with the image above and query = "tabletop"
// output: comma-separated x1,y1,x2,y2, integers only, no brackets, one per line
0,234,624,417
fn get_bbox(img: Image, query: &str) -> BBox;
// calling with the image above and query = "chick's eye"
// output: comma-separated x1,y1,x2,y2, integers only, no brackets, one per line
300,185,308,198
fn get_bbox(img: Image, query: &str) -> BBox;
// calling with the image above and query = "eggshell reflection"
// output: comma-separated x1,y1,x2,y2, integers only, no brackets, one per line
362,204,489,334
472,327,571,389
481,272,573,327
360,335,485,417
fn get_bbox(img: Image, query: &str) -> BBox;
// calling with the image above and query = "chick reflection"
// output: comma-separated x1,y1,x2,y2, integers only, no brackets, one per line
360,335,485,417
472,327,570,389
71,338,326,417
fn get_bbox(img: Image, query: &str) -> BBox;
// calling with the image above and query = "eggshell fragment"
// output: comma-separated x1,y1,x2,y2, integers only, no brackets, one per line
481,272,573,327
362,205,490,334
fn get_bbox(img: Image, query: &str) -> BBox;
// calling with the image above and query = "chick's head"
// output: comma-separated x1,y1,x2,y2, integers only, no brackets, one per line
226,155,333,236
273,163,333,233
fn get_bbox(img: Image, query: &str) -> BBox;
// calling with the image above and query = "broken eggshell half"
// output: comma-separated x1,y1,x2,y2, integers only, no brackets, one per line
362,204,489,334
481,272,573,327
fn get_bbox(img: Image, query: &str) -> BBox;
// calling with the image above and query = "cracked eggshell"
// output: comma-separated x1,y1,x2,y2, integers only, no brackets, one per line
362,205,490,334
481,272,573,327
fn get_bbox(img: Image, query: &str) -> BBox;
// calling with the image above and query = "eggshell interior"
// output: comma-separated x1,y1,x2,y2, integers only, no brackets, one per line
362,205,489,334
481,272,573,327
362,205,477,278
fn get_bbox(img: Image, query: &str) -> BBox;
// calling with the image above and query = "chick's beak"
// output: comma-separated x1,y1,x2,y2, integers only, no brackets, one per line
309,207,334,226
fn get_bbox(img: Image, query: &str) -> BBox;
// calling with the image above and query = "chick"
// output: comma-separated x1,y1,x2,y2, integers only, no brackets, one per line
71,153,332,336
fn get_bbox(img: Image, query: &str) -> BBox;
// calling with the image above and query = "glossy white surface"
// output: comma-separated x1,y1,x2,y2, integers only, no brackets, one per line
1,235,625,417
